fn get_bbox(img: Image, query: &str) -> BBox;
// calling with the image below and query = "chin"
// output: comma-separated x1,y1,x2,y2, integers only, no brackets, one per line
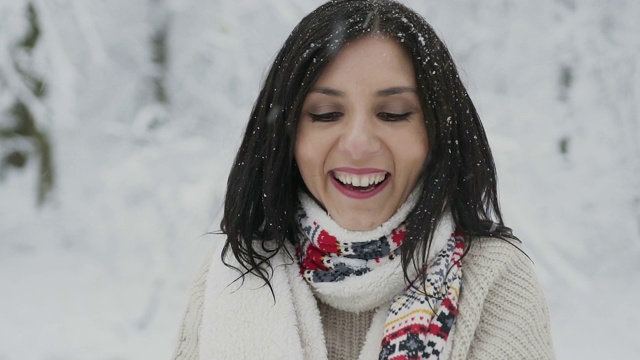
338,216,384,232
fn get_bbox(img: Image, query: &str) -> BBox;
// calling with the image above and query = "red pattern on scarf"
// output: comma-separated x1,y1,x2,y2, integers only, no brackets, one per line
391,228,406,246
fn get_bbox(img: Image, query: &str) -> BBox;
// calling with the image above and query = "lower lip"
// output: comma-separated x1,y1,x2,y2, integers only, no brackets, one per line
329,174,390,199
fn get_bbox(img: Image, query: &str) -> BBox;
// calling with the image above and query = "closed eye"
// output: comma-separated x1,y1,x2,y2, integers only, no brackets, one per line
378,112,412,122
308,112,343,122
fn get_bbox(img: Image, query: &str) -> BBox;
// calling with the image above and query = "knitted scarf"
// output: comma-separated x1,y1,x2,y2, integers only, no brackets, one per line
296,191,464,360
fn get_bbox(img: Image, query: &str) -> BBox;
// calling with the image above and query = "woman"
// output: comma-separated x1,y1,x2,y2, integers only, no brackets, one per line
174,1,555,359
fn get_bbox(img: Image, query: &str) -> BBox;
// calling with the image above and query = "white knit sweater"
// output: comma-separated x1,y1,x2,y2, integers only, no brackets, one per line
173,238,555,359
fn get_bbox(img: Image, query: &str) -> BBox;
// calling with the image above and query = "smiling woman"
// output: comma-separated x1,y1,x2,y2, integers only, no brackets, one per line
296,36,429,231
173,1,555,359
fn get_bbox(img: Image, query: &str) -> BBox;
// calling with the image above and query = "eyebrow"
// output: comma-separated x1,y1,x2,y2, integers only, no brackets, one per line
308,86,417,97
309,87,345,97
376,87,417,96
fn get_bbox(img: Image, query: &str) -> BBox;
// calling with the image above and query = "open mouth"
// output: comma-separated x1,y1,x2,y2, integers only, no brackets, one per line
331,170,390,193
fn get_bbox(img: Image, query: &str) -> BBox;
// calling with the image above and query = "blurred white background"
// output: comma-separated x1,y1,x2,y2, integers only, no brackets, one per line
1,0,638,359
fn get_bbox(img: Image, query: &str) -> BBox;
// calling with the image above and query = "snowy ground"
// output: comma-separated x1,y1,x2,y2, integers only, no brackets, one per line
1,0,639,359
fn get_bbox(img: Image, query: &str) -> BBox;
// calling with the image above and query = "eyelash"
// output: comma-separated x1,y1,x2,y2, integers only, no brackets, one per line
378,112,412,122
309,112,342,122
308,112,413,122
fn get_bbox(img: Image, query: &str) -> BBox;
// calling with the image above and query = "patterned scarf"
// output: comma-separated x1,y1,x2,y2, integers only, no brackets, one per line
296,191,464,360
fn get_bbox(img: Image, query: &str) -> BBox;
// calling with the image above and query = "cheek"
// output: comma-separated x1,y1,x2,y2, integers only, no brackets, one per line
406,149,428,177
295,154,309,179
418,140,429,171
295,122,332,173
294,128,317,184
415,122,430,159
404,128,429,178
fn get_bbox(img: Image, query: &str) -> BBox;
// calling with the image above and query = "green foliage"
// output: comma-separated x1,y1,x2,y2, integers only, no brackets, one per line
558,65,573,102
0,2,54,205
151,26,168,104
20,3,40,50
559,136,570,155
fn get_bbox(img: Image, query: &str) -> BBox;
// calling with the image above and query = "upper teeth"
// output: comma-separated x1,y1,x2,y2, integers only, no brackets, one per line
333,171,386,187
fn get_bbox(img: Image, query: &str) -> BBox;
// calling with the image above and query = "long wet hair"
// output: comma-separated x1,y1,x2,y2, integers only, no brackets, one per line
220,0,517,289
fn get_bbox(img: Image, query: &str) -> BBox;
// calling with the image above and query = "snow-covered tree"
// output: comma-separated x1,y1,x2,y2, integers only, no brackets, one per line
0,2,53,205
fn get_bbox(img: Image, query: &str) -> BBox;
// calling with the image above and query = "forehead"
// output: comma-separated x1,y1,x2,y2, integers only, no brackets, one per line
313,36,416,89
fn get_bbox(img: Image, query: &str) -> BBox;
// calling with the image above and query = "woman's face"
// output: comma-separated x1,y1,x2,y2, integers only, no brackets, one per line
295,36,429,231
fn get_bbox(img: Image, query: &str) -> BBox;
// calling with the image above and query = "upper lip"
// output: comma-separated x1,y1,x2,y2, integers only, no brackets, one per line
331,167,388,175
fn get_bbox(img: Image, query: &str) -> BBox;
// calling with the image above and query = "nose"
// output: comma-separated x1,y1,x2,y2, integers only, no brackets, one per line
338,112,381,160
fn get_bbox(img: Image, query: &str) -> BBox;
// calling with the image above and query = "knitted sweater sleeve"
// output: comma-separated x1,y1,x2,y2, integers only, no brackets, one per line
450,239,555,360
172,252,212,360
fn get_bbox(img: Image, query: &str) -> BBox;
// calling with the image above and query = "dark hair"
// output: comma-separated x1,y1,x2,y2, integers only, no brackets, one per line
220,0,517,288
